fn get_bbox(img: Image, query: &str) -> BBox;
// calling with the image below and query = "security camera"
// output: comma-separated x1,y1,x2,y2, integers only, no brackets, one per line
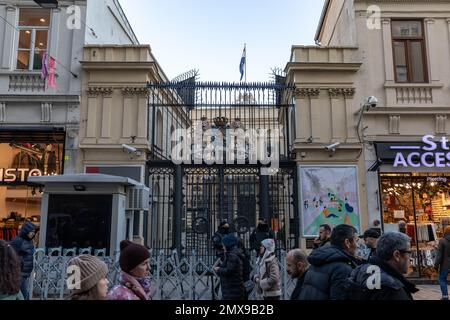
325,142,341,152
364,96,379,109
122,144,137,153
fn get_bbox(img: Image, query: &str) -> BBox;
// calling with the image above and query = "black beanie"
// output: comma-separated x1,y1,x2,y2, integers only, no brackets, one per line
119,240,150,274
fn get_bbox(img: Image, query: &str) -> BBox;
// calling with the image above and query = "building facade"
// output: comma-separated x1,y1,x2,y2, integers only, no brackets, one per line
0,0,137,238
287,0,450,278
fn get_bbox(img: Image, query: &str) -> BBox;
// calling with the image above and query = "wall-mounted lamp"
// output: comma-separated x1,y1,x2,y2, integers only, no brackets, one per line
73,185,86,192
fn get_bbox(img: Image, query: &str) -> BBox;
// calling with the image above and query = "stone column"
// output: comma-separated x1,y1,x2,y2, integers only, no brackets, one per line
343,88,357,143
2,6,16,69
0,102,6,122
425,19,439,83
100,88,113,142
85,88,99,144
381,19,394,82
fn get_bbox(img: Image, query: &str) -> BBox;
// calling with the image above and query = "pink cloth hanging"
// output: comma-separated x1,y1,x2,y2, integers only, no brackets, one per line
48,56,56,89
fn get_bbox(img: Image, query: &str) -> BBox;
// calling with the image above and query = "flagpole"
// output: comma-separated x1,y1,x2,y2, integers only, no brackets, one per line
244,43,247,83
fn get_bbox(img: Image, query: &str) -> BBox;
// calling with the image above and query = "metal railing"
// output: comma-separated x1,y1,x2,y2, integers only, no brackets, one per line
29,248,295,300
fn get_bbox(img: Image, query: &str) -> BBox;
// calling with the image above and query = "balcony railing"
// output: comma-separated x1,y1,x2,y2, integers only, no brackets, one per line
9,73,45,92
396,86,433,104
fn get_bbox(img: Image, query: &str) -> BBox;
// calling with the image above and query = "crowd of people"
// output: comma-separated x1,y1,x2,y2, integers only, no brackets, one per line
0,220,449,301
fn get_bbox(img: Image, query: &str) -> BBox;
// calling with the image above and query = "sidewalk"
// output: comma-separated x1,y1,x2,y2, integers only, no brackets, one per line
413,285,445,300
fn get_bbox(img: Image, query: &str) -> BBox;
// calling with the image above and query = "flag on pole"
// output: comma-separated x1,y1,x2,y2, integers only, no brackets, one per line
239,45,246,81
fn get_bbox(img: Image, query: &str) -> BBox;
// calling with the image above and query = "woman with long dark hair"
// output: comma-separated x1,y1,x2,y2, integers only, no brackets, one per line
0,240,23,300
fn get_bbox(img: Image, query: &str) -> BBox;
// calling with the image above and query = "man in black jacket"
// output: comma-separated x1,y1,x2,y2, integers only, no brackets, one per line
347,232,419,300
213,234,245,300
299,224,360,300
286,249,309,300
10,222,37,300
313,224,331,250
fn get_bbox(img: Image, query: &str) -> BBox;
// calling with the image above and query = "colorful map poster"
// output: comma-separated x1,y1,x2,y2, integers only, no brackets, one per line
300,166,360,237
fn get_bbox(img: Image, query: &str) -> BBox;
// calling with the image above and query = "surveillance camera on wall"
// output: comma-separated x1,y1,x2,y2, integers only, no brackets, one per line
325,142,341,152
122,144,142,158
365,96,379,109
122,144,138,154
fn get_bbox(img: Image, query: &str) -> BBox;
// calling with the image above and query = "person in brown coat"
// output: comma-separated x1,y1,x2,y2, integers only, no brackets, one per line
253,238,281,300
435,226,450,300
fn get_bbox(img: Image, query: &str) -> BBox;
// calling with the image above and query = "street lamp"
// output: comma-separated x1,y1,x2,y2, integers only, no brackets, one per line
33,0,59,9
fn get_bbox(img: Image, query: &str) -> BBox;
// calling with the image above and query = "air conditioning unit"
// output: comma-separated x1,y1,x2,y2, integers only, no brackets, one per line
126,186,150,211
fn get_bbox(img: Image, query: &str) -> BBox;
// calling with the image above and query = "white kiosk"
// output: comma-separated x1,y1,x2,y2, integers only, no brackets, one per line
28,174,149,254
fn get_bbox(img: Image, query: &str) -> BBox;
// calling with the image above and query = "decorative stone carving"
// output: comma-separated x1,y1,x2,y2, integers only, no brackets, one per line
294,88,320,98
41,103,52,123
436,115,447,134
122,87,150,96
327,88,355,98
0,103,6,122
86,87,113,97
389,115,400,134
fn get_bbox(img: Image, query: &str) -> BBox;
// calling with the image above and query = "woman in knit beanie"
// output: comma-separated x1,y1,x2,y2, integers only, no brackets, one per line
107,240,153,300
66,255,109,300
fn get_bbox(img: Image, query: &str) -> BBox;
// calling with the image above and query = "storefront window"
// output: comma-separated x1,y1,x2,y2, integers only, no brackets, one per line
0,142,64,241
380,173,450,279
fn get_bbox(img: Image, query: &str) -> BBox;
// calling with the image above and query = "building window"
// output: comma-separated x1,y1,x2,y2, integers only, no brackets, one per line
17,8,51,71
391,20,428,83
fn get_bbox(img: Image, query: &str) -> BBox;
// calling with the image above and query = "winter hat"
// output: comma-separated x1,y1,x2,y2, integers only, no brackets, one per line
360,228,381,239
222,234,238,250
67,255,108,293
119,240,150,274
19,222,36,237
261,238,275,253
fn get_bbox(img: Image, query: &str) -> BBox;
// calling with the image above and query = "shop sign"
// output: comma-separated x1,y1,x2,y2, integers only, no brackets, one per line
0,168,42,183
392,135,450,168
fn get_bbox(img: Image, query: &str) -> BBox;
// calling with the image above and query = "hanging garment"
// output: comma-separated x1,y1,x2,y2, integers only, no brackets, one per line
47,56,56,89
406,224,416,244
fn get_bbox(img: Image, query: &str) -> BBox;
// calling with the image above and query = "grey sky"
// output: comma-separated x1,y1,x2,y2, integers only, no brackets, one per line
120,0,325,82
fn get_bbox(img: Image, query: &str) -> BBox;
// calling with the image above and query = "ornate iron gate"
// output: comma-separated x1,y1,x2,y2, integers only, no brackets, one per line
146,76,298,257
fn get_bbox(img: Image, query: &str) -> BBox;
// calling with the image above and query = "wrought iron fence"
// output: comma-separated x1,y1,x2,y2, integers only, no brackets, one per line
29,248,295,300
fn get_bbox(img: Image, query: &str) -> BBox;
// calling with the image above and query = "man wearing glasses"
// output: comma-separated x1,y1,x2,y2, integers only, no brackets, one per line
347,232,419,300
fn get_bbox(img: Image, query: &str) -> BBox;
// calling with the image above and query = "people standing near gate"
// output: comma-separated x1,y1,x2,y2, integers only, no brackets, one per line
212,221,231,260
299,224,360,300
250,219,274,253
0,240,23,300
10,222,37,300
312,224,332,250
435,226,450,300
213,234,245,300
66,255,109,300
108,240,153,300
347,232,419,300
286,249,309,300
253,238,281,300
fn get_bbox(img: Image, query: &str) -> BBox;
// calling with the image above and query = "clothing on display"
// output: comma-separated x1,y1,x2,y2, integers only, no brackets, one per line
406,223,437,242
0,227,18,241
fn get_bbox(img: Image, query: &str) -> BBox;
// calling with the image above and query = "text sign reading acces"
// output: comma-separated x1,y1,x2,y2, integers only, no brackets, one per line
392,135,450,168
0,168,42,183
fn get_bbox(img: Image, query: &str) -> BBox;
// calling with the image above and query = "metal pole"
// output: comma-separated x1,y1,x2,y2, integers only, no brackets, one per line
260,169,270,222
244,43,247,83
174,165,183,254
